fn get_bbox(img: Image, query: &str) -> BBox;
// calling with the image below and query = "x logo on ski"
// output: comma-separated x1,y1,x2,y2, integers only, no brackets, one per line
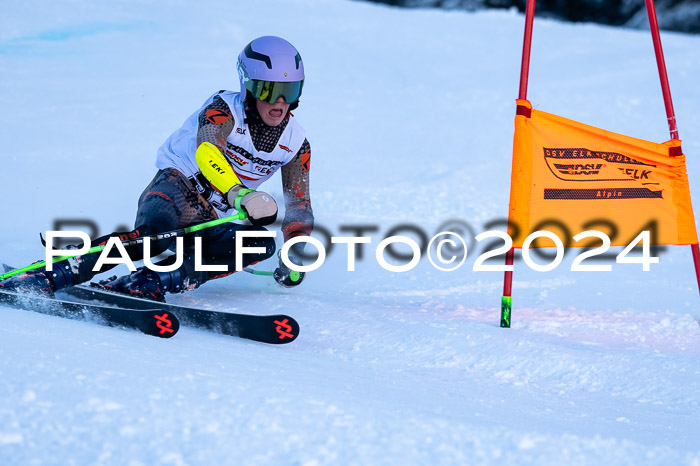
274,319,294,340
154,313,175,335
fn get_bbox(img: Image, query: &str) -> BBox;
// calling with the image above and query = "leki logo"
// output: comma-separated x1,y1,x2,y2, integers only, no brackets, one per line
279,144,292,153
154,313,175,335
208,159,226,175
274,319,294,340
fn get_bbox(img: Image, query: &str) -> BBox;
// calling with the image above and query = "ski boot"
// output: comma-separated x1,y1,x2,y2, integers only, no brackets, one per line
0,261,76,297
99,267,186,302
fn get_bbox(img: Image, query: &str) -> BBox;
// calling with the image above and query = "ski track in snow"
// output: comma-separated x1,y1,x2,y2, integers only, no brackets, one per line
1,0,700,464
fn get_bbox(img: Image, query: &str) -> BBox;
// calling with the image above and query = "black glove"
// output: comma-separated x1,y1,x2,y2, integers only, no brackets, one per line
273,244,306,288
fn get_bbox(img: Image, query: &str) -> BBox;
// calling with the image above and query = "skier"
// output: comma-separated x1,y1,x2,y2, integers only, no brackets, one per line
0,35,313,301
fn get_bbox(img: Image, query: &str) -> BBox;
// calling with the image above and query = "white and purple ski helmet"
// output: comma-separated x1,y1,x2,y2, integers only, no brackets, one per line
237,36,305,104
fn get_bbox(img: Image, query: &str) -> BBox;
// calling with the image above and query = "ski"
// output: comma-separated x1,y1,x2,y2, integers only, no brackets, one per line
0,289,179,338
59,284,299,344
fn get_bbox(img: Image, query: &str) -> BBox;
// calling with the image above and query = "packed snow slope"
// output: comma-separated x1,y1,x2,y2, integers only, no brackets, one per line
1,1,699,464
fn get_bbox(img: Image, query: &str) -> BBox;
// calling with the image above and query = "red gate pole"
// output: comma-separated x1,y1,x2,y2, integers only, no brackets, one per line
501,0,537,328
644,0,700,296
644,0,678,139
518,0,537,102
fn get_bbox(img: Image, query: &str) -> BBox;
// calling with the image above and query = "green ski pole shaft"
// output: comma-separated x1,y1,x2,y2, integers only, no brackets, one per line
244,268,301,283
0,212,247,280
243,269,274,276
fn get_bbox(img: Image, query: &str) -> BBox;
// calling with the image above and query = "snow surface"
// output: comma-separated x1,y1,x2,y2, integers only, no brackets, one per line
1,0,700,464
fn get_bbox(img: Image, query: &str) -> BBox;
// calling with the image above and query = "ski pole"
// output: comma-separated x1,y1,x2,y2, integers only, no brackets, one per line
244,267,303,285
243,268,274,276
0,212,248,280
246,266,304,285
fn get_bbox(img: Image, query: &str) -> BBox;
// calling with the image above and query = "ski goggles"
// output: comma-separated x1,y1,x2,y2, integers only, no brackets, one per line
246,79,304,104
